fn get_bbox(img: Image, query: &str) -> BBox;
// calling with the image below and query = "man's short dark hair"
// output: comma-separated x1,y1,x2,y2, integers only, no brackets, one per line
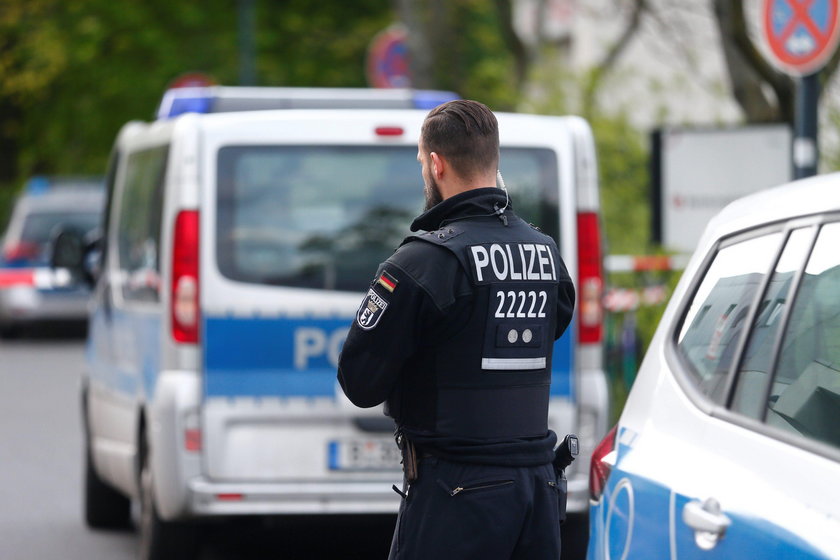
421,100,499,180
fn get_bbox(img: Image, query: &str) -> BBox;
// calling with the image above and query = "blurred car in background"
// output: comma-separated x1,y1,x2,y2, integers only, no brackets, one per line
587,173,840,559
0,176,104,337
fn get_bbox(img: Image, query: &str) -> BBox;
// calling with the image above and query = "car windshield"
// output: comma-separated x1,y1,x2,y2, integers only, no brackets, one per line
216,145,559,292
21,211,101,245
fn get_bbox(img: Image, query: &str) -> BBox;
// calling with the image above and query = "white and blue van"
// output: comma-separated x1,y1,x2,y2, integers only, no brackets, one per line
58,87,608,558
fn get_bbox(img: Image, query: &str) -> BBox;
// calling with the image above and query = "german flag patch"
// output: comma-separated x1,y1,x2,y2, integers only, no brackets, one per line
377,271,398,293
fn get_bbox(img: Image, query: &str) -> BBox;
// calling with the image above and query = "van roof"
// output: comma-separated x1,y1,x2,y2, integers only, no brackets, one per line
156,86,460,120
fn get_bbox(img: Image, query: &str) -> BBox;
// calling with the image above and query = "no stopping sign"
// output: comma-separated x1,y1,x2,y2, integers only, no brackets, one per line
762,0,840,75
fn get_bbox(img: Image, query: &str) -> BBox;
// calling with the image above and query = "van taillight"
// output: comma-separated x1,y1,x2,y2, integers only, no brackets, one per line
172,210,199,344
577,212,603,344
589,425,617,501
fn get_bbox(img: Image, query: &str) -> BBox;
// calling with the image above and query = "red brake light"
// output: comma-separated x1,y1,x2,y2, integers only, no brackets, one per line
375,126,404,137
589,425,617,501
184,428,202,452
171,210,200,344
577,212,603,344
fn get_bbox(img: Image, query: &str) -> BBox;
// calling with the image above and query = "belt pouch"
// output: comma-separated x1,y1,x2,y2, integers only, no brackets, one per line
557,472,568,524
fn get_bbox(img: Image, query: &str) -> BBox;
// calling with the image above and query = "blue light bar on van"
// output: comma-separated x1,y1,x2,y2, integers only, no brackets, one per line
157,87,214,119
411,90,460,109
156,86,460,119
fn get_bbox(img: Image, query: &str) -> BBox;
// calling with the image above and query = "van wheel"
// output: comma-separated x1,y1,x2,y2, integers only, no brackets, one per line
138,444,197,560
84,437,131,528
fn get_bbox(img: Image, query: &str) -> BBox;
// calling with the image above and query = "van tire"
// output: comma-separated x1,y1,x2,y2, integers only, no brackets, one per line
139,441,197,560
84,436,131,529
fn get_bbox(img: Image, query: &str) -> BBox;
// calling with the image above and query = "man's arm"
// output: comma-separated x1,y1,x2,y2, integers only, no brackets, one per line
337,260,429,408
555,277,576,339
552,247,576,340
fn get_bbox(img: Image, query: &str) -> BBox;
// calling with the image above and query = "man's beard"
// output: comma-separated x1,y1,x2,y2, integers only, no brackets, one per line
423,176,443,211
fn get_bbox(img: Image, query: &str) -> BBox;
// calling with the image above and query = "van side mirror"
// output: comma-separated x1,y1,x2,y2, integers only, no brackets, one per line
50,228,101,286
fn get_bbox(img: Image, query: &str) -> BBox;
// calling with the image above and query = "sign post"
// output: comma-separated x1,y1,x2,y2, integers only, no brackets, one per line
761,0,840,178
795,73,820,178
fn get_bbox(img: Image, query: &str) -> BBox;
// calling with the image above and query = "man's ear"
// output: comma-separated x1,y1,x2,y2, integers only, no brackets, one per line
430,152,444,179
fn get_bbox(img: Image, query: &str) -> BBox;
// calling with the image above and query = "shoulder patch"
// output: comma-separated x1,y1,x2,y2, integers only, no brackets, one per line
356,288,389,330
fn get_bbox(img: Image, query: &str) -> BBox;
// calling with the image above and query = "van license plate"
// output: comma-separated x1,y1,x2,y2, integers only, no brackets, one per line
328,439,401,471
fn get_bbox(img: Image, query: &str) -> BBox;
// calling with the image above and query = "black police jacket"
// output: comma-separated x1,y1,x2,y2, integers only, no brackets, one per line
338,188,576,466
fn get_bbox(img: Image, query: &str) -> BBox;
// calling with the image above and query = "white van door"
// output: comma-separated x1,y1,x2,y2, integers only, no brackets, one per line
197,110,578,487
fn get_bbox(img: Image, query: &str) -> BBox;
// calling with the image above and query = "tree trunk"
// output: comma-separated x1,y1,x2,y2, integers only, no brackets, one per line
395,0,435,88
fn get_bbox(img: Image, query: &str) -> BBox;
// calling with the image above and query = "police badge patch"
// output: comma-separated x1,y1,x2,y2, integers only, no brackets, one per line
356,288,389,330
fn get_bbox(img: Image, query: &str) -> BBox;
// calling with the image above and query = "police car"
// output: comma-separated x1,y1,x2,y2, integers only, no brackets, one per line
587,173,840,559
53,86,608,558
0,176,103,337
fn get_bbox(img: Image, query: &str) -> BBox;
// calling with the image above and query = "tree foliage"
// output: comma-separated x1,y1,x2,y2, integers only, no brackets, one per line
395,0,520,109
0,0,393,191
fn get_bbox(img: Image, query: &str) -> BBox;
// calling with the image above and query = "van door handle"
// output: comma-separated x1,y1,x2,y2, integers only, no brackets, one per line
682,497,731,550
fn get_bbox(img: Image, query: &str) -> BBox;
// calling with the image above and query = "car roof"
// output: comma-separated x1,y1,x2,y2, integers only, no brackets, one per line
16,189,105,213
701,172,840,246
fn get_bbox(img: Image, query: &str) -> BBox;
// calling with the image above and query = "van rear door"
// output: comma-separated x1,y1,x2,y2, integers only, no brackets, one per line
198,110,580,487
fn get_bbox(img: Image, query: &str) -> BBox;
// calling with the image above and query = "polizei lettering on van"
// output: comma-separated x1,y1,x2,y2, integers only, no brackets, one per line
469,243,557,284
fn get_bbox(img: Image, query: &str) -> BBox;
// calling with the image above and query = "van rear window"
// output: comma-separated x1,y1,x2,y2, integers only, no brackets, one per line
216,145,558,292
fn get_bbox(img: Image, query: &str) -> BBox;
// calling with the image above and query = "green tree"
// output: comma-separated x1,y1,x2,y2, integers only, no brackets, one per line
0,0,395,208
394,0,520,109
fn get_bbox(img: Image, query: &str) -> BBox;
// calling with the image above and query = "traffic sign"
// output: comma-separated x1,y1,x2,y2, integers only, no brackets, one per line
167,72,217,89
366,25,411,88
762,0,840,75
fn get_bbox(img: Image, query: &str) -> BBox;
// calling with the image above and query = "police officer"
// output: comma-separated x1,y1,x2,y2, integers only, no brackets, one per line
337,99,575,559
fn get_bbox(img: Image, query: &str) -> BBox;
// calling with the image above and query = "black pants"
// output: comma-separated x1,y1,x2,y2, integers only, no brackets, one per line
388,457,561,560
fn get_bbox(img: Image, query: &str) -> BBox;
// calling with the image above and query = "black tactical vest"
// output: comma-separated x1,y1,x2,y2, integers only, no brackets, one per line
401,214,561,440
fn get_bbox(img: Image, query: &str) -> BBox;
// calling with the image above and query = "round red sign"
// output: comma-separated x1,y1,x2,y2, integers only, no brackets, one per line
762,0,840,75
366,25,411,89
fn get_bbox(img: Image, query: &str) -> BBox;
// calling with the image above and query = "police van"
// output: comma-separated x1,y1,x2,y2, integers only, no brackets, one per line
56,87,607,558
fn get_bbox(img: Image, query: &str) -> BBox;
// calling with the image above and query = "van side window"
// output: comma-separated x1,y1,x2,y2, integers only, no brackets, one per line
675,232,784,402
758,222,840,451
97,149,121,271
116,145,168,303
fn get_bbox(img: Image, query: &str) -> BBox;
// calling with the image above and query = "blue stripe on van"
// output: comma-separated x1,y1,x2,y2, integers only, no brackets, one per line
551,322,574,398
203,316,574,399
204,316,350,397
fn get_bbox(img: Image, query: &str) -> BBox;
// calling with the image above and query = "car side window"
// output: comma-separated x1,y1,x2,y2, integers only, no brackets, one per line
730,227,815,418
115,145,168,303
760,222,840,451
675,232,784,402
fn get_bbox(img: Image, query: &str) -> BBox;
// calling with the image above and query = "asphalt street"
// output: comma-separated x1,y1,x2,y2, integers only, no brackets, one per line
0,326,585,559
0,328,136,559
0,327,395,559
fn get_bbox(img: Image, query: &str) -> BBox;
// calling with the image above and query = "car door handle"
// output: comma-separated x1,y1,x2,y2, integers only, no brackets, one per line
682,497,731,550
